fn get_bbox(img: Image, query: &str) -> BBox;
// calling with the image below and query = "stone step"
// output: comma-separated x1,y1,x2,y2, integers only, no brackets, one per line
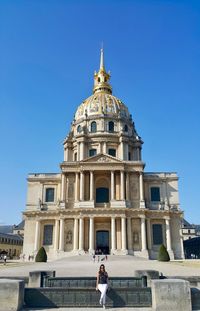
46,276,147,289
24,287,152,308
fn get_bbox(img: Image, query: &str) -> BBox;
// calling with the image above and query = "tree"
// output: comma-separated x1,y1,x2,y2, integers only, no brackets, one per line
35,246,47,262
158,244,170,262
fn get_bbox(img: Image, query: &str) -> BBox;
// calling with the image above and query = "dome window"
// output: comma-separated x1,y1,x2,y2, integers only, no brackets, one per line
89,149,97,157
124,125,128,132
77,125,81,133
91,121,97,133
108,121,114,133
108,149,116,157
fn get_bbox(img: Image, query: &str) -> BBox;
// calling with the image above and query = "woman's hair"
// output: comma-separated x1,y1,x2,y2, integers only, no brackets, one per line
99,264,105,273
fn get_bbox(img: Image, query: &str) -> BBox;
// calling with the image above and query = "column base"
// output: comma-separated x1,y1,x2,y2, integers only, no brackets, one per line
110,249,128,255
88,249,95,255
78,249,86,255
167,249,175,260
134,250,149,259
59,202,66,209
140,200,146,208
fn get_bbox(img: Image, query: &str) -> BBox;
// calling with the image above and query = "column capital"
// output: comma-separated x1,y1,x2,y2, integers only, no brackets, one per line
139,214,146,219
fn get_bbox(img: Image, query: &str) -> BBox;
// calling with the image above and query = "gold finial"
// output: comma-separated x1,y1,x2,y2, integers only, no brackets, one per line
93,47,112,94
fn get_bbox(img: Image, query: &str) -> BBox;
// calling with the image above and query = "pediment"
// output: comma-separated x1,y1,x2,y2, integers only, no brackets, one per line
81,153,123,163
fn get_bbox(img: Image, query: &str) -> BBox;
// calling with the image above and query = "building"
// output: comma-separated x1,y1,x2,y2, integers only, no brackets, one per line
13,220,25,238
0,232,23,259
181,219,196,240
23,50,184,260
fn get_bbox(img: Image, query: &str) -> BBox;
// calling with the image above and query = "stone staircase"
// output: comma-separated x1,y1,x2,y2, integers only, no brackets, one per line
24,275,152,308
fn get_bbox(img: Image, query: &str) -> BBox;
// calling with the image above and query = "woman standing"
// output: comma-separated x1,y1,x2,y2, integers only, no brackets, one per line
96,264,108,309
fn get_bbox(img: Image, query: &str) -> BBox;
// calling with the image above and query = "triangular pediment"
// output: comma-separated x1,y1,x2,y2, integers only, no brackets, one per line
81,153,123,163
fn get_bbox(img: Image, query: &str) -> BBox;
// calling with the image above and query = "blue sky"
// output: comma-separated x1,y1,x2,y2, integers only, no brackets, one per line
0,0,199,225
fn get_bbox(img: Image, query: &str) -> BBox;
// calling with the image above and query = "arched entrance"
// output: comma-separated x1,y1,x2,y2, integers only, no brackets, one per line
96,230,109,254
96,187,109,203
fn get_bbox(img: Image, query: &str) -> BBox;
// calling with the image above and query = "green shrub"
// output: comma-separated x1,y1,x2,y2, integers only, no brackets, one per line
35,246,47,262
158,244,170,262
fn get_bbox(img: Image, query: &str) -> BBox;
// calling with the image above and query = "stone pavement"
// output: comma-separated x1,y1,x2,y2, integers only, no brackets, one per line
1,255,200,310
23,308,152,311
0,254,200,278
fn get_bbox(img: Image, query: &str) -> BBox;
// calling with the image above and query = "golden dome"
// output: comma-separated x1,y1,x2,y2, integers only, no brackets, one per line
74,49,130,122
75,92,130,120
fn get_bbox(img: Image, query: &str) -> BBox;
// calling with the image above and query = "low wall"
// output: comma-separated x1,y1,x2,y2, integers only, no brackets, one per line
151,279,192,311
0,279,24,311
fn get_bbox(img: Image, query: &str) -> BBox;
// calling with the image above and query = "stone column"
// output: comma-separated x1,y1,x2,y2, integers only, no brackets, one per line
90,171,94,201
61,173,66,202
89,217,94,253
65,147,69,161
34,220,40,252
54,219,59,251
124,143,129,161
146,218,152,251
111,217,116,253
59,218,65,251
140,216,147,251
120,141,124,160
79,218,84,251
80,142,85,160
120,171,125,200
121,217,127,251
73,218,79,251
165,217,172,251
127,217,133,251
75,172,79,201
77,142,80,161
126,172,130,201
80,171,85,201
111,171,115,200
139,172,145,208
103,142,107,154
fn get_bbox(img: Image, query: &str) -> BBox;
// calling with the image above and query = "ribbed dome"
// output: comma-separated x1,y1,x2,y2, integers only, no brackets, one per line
74,92,130,121
74,49,131,122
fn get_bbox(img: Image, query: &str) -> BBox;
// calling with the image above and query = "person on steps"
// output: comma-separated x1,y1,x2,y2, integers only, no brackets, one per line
96,264,108,309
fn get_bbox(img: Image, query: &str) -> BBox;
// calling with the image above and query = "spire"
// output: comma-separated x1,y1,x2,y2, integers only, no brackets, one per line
100,48,105,70
93,48,112,94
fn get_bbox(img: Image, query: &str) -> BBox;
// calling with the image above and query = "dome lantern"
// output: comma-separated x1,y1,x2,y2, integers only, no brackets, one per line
93,48,112,95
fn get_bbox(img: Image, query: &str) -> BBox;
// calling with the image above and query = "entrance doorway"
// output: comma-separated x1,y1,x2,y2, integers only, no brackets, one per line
96,230,109,254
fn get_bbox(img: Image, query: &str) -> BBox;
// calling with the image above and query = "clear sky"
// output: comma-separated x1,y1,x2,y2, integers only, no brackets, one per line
0,0,200,225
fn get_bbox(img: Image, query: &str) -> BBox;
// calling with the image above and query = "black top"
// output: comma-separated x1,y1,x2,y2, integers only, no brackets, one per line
98,272,108,284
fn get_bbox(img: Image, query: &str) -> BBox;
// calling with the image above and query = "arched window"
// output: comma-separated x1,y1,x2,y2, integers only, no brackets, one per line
91,121,97,133
108,121,114,132
77,125,81,133
124,124,128,132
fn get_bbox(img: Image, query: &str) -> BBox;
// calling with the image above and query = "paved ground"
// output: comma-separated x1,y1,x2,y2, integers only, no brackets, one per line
1,255,200,310
1,254,200,278
22,308,151,311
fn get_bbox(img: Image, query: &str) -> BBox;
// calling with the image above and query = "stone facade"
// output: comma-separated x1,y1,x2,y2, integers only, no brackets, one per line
23,49,184,260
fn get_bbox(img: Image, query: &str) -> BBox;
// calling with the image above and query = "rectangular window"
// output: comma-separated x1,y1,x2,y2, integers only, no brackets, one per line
45,188,55,202
108,149,116,157
152,224,163,245
43,225,53,245
150,187,160,202
89,149,97,157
